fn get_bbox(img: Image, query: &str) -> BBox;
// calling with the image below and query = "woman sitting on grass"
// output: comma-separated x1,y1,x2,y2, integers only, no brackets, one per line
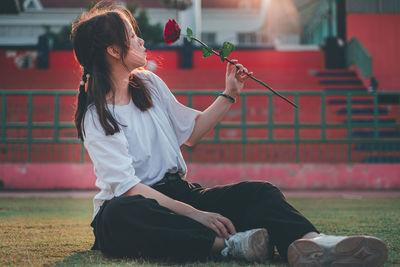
71,3,388,266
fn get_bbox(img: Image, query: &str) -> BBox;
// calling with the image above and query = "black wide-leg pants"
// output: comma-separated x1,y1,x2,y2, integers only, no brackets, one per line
90,179,319,260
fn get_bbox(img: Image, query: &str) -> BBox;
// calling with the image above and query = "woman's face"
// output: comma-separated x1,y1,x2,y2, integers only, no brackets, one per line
123,19,146,71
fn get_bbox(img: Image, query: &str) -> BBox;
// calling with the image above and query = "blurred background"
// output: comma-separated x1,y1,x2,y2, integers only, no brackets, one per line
0,0,399,190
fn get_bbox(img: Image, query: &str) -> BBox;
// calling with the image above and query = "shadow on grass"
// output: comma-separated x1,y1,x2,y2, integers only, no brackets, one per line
47,250,288,267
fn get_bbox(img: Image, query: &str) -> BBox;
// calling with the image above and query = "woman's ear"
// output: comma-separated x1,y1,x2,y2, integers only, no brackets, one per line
106,45,121,59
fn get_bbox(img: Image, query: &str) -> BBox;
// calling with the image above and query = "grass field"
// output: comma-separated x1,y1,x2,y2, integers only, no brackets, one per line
0,197,399,266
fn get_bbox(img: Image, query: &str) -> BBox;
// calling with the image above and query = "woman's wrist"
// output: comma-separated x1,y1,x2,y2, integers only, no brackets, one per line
220,90,238,103
175,200,200,218
223,90,239,98
219,93,235,103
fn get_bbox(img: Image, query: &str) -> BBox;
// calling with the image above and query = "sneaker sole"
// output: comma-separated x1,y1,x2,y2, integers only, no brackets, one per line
246,228,270,262
287,236,388,267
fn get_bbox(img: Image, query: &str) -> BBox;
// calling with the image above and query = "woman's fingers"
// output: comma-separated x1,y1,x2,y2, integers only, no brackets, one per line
227,59,238,73
194,211,236,239
224,60,251,96
234,63,244,72
238,70,253,81
237,65,247,73
227,60,250,79
233,63,247,73
217,216,236,236
210,223,223,238
214,219,229,239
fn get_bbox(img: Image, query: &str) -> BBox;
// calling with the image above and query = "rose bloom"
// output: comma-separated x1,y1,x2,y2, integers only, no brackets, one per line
164,19,181,45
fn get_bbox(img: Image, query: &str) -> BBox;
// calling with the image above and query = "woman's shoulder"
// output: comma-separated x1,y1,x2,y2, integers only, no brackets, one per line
132,69,164,86
132,69,168,101
82,105,104,136
132,68,154,80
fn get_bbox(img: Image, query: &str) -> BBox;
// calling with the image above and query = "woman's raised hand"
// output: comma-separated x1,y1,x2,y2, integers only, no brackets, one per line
189,210,236,239
224,59,253,99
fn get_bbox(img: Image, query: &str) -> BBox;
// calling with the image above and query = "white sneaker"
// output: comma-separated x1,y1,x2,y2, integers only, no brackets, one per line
287,234,388,266
221,228,272,262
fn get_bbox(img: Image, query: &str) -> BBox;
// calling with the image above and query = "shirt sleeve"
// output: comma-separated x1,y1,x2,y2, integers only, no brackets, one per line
83,108,141,197
146,71,201,146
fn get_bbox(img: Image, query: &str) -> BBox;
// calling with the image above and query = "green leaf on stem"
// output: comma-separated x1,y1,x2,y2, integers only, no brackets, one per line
186,27,193,37
202,46,213,58
219,41,234,62
186,27,193,42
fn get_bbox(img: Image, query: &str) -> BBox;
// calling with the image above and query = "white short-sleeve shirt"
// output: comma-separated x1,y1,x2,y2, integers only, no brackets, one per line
83,70,201,218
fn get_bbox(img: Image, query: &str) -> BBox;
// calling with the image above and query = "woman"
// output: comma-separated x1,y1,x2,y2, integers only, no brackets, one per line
71,3,388,266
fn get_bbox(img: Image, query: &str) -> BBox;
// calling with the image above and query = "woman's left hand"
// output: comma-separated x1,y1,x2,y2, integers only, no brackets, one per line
224,59,253,99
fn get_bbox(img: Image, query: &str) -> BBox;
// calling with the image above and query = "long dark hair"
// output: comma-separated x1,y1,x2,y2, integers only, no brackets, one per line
71,3,153,141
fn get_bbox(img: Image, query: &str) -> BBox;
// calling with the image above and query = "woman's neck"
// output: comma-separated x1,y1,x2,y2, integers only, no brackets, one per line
107,69,131,105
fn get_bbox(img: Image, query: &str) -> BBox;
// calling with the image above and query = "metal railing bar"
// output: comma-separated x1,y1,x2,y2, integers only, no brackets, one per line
1,122,399,129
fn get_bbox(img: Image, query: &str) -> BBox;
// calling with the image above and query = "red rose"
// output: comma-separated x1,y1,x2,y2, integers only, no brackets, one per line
164,19,181,45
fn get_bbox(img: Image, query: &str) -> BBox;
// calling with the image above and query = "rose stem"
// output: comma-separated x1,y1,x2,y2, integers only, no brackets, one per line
190,36,298,109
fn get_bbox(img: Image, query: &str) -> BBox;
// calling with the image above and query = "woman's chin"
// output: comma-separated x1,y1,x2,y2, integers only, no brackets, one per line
131,60,147,71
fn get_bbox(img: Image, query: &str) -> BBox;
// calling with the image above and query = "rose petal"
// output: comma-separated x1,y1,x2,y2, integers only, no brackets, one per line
164,19,181,45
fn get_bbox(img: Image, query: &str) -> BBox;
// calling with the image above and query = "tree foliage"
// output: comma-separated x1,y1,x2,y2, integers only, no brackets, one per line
44,2,165,47
43,25,72,48
127,4,164,45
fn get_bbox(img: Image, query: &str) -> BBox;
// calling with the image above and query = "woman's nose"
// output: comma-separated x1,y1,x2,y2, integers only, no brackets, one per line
140,38,144,46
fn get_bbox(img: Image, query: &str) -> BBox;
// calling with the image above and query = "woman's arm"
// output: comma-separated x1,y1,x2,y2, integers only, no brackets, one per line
123,183,236,239
185,60,251,146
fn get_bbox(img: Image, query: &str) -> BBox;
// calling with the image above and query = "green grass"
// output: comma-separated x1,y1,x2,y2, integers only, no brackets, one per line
0,197,399,266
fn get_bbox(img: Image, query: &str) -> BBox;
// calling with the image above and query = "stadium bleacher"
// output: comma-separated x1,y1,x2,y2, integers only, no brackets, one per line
1,48,399,163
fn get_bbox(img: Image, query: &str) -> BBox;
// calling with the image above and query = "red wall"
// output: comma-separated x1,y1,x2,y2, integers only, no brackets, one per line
0,50,180,89
347,14,400,91
2,163,400,190
193,50,323,70
46,49,323,71
48,50,180,70
0,49,324,90
1,49,322,71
